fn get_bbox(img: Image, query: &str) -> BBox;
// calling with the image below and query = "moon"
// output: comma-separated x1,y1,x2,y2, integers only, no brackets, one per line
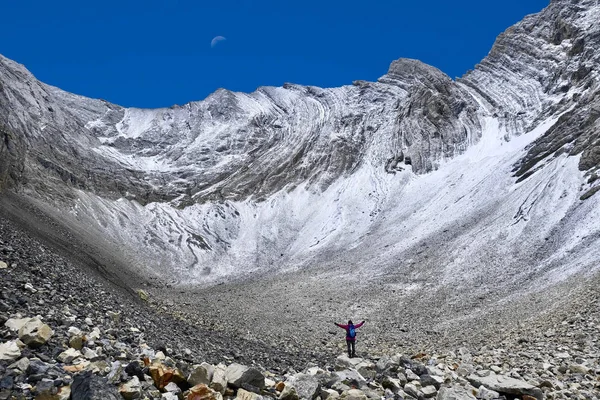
211,36,227,48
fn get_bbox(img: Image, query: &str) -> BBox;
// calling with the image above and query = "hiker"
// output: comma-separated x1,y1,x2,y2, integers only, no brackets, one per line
334,320,365,358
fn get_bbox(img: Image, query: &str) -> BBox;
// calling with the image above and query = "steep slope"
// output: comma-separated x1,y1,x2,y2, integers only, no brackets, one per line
0,0,599,346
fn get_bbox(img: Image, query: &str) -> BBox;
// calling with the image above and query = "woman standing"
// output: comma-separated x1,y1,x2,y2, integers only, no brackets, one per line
334,320,365,358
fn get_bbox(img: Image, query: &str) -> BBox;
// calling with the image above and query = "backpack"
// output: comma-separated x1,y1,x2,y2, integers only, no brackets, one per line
348,325,356,339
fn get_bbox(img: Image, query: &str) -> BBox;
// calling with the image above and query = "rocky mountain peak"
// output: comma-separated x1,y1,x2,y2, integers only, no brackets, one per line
381,58,453,90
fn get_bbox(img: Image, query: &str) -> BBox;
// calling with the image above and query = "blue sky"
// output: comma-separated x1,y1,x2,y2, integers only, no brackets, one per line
1,0,548,108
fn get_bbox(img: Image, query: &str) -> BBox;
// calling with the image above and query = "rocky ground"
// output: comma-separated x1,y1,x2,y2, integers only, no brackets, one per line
1,211,600,399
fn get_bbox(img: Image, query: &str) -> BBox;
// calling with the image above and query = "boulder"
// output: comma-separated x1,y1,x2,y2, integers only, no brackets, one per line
406,369,420,381
236,388,264,400
283,374,320,400
404,383,419,398
57,385,71,400
355,362,376,380
71,371,121,400
225,363,265,389
475,385,500,400
5,317,34,332
149,362,186,391
107,361,124,384
69,334,85,350
189,363,215,386
381,376,402,393
376,357,398,373
18,317,53,348
33,378,56,398
9,357,30,372
334,369,367,389
340,389,367,400
188,384,224,400
119,376,142,400
88,327,101,341
421,385,437,398
0,340,21,361
125,361,146,381
421,374,444,389
467,371,543,400
398,357,427,376
321,388,340,399
162,393,180,400
0,261,7,269
210,363,228,394
68,326,82,336
82,347,100,361
57,348,82,363
437,386,477,400
336,355,363,370
279,384,299,400
165,381,182,396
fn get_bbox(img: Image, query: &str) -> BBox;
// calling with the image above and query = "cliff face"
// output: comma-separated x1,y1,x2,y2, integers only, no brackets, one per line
460,0,600,183
0,0,599,293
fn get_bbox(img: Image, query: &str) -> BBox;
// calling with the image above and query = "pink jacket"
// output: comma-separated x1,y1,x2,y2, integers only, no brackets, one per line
335,321,365,342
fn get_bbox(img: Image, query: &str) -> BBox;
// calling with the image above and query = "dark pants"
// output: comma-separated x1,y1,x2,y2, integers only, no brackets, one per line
346,340,356,357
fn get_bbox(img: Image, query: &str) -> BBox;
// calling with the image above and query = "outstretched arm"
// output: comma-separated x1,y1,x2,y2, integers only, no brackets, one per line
355,320,366,328
335,323,348,329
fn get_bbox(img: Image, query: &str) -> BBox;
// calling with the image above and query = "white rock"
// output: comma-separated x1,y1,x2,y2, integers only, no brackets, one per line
0,261,7,269
569,363,589,374
5,317,32,332
210,363,228,394
554,352,571,359
68,326,82,336
437,386,477,400
467,371,542,400
84,317,93,326
0,340,21,361
82,347,99,360
88,327,101,341
24,283,37,293
306,366,325,376
164,382,181,394
265,378,276,388
476,385,500,400
322,388,340,399
235,388,263,400
421,385,437,398
57,348,82,363
188,362,214,386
